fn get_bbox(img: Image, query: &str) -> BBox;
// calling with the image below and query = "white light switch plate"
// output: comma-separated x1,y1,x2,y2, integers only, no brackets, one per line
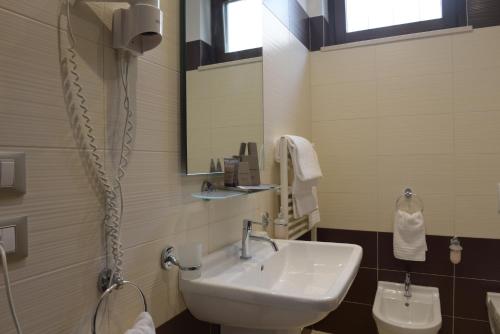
0,159,15,187
0,226,16,253
0,217,28,259
0,152,26,194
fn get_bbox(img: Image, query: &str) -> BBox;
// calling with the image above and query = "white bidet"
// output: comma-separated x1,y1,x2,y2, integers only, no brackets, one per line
373,281,442,334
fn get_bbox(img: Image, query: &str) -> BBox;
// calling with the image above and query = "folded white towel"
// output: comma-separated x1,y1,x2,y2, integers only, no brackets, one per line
275,135,323,181
393,210,427,262
275,136,323,218
125,312,155,334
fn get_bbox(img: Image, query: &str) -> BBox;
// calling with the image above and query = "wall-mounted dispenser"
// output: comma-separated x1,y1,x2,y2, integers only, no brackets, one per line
450,236,463,265
71,0,163,55
112,0,163,55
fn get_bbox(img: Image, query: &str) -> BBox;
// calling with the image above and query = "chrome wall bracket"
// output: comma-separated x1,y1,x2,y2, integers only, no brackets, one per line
160,245,201,271
97,268,126,293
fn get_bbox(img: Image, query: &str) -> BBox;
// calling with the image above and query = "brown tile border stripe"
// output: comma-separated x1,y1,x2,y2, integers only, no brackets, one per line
156,310,218,334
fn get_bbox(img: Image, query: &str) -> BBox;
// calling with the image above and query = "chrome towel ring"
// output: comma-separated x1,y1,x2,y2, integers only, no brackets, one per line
395,187,424,212
91,280,148,334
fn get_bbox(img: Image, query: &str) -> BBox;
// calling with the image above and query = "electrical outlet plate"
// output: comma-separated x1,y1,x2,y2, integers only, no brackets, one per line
0,216,28,260
0,152,26,194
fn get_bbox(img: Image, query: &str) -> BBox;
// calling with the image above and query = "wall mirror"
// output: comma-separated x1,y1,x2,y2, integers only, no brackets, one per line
181,0,264,175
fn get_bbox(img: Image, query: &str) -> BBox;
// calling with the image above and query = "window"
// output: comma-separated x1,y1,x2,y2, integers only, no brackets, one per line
224,0,263,53
329,0,466,45
211,0,263,63
345,0,443,33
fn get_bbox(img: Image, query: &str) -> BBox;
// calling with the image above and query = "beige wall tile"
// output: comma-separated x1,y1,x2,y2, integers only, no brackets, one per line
133,59,180,153
454,67,500,113
312,118,377,157
377,114,453,155
453,26,500,71
455,154,500,196
318,155,377,194
311,47,376,86
312,81,377,121
0,1,104,43
0,10,104,149
318,192,378,231
377,155,454,196
377,73,453,117
455,195,500,239
375,35,452,78
0,258,103,334
455,110,500,154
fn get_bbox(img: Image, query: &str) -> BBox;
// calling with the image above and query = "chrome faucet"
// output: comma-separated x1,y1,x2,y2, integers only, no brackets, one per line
241,213,279,260
404,272,412,298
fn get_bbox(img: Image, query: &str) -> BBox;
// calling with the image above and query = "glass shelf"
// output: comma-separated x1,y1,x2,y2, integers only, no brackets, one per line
191,185,278,201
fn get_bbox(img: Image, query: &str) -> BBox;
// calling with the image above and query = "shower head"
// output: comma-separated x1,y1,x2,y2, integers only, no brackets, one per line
112,0,163,55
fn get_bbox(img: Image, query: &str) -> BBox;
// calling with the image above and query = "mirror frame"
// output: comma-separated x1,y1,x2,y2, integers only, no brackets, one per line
180,0,188,174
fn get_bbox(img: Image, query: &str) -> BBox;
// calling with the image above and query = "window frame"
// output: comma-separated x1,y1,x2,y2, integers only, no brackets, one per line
329,0,467,45
211,0,262,63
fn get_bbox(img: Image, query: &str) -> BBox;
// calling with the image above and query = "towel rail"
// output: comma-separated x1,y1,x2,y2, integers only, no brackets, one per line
275,136,317,240
91,279,148,334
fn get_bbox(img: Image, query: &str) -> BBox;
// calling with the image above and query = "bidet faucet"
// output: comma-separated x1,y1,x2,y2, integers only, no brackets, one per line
241,213,279,260
404,272,412,298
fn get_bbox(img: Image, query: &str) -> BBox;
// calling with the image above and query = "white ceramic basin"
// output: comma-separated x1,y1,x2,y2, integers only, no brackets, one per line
373,281,442,334
180,239,362,332
487,292,500,334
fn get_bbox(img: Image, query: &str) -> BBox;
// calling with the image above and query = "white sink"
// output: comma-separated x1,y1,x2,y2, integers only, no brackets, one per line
487,292,500,334
373,281,442,334
180,239,362,334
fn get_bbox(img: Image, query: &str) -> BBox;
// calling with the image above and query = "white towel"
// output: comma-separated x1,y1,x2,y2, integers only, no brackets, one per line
393,210,427,262
125,312,155,334
275,136,323,218
274,135,323,181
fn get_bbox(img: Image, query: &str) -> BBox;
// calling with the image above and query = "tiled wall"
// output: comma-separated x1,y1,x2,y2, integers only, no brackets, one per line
0,1,272,333
263,0,310,50
157,4,313,332
0,0,313,331
186,61,263,173
309,228,500,334
311,26,500,240
261,4,311,182
309,25,500,334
